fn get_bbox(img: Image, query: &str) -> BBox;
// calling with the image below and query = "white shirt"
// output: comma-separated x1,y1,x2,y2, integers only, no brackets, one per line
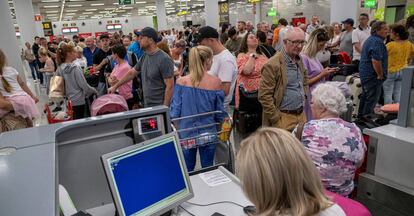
352,26,371,60
319,204,346,216
73,57,87,69
208,49,237,110
238,31,248,39
0,67,26,96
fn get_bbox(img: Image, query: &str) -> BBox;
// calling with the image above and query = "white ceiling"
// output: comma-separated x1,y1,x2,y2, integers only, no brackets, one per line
31,0,206,21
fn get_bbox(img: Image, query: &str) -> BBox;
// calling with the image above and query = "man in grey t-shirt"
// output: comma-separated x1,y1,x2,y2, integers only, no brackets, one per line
339,18,354,58
108,27,174,107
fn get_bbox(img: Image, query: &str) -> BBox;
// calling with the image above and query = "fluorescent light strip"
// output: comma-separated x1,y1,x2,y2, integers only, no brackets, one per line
85,9,98,11
91,3,104,6
45,10,59,13
41,0,59,2
67,4,82,7
82,12,93,14
44,5,59,8
66,9,78,12
59,0,65,21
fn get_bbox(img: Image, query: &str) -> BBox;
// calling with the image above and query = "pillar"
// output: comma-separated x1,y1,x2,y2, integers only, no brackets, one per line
13,0,40,45
156,0,168,31
0,0,25,80
254,1,262,28
33,3,45,38
205,0,219,29
330,0,358,23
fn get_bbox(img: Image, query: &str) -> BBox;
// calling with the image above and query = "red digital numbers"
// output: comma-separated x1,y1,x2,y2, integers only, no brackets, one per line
148,119,156,129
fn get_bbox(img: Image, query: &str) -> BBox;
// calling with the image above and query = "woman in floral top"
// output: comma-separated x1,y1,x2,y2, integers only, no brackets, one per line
298,83,366,197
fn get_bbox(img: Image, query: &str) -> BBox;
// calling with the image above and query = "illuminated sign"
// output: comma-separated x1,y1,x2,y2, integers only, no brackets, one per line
177,11,188,16
247,0,260,3
364,0,377,8
267,8,276,17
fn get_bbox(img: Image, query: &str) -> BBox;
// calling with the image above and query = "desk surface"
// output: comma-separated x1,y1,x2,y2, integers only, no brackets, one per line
178,167,251,216
364,124,414,145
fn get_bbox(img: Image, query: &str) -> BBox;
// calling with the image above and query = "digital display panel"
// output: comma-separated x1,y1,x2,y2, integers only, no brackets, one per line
140,117,159,133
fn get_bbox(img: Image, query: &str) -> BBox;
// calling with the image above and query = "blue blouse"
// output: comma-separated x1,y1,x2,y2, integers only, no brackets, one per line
170,84,226,140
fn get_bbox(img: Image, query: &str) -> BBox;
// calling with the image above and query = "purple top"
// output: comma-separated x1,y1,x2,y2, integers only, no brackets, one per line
300,53,325,120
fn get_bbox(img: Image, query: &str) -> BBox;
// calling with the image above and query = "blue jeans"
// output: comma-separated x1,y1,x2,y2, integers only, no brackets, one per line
358,78,383,117
383,71,402,104
182,143,216,172
28,61,37,80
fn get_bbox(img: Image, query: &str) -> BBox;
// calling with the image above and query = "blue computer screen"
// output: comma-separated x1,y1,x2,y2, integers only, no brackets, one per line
109,140,187,215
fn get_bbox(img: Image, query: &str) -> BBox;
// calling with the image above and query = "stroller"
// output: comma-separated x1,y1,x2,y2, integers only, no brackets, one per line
90,94,129,117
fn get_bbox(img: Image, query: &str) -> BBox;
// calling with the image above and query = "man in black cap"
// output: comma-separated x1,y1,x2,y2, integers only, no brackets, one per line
108,27,174,108
197,26,237,112
339,18,354,58
93,33,112,96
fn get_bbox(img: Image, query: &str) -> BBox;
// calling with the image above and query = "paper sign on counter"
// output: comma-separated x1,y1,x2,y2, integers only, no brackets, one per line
199,169,232,187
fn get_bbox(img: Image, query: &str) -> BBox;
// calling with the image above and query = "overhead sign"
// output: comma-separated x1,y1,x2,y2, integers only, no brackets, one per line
219,0,229,26
247,0,260,3
119,0,134,5
267,8,276,17
177,11,188,16
42,21,54,36
34,15,42,22
364,0,377,8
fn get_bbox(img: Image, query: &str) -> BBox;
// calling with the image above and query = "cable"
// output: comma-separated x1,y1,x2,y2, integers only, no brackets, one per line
179,205,196,216
186,201,245,208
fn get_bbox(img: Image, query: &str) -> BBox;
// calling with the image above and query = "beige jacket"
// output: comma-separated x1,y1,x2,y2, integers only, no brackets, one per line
258,52,309,126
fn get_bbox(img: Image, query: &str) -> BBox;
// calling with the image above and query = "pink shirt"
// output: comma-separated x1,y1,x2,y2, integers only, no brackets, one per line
111,62,132,100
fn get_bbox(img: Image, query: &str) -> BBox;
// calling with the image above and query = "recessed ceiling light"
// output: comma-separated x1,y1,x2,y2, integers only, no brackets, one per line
41,0,60,2
65,13,76,15
91,3,104,6
45,10,59,13
66,9,78,12
104,8,116,10
98,11,107,13
82,12,93,14
117,10,126,12
44,5,59,8
85,9,98,11
113,2,119,5
136,1,146,4
67,4,82,7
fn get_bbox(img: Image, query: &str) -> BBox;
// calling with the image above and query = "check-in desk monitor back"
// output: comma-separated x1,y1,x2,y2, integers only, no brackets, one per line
55,107,171,211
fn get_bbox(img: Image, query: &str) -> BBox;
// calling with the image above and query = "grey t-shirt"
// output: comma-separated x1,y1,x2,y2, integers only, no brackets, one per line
339,30,353,58
134,49,174,107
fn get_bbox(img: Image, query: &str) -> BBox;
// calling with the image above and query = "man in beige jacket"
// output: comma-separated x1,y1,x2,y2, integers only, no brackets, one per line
258,27,309,131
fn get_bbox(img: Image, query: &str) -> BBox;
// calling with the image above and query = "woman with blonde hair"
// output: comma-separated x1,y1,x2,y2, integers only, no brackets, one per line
301,28,337,120
237,127,346,216
38,47,55,95
170,45,225,171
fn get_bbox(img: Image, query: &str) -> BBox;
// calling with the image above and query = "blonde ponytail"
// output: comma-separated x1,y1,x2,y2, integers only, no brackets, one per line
188,46,213,87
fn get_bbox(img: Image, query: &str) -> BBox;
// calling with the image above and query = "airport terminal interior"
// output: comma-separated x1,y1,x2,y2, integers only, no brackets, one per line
1,0,414,215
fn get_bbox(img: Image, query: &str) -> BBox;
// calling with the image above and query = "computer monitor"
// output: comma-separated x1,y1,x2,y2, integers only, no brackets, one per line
101,132,193,216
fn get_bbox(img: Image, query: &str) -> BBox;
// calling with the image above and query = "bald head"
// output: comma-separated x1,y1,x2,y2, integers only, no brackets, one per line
85,36,96,48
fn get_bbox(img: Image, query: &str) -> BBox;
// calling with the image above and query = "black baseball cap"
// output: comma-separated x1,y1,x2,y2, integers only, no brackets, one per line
342,18,354,26
100,34,110,40
140,27,161,43
196,26,219,43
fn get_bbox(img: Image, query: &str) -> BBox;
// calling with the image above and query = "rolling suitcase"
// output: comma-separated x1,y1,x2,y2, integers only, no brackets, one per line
346,74,362,119
340,100,354,122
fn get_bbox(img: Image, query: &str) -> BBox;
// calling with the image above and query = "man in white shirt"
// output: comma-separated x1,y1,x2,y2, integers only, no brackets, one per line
197,26,237,111
352,13,371,68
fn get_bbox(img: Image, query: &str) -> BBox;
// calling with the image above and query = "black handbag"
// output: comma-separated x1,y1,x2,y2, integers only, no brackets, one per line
238,84,261,113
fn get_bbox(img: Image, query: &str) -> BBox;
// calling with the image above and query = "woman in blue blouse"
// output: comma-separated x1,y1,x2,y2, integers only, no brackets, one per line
170,46,225,171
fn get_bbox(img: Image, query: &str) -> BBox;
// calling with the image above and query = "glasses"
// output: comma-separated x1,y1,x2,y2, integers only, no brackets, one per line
287,39,306,46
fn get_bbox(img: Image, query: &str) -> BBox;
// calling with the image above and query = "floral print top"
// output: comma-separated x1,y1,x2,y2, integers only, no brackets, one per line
301,118,366,196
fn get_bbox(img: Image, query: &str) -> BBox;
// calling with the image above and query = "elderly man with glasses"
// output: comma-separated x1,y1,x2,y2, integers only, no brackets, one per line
259,27,309,131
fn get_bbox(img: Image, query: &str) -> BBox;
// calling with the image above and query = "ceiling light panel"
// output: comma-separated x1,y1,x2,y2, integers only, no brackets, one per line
41,0,60,2
45,10,59,13
44,5,59,8
91,3,105,6
67,4,82,7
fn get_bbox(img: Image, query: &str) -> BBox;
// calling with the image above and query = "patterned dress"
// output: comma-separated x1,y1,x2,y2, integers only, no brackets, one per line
300,118,366,196
236,54,267,108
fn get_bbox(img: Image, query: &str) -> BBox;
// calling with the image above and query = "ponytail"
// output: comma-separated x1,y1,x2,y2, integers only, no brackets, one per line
0,49,12,93
56,43,74,65
188,46,213,87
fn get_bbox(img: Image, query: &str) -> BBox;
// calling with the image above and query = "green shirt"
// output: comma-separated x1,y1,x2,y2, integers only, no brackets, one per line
225,38,242,55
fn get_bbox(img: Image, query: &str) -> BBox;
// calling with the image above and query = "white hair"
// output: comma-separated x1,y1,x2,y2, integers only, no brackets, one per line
312,83,347,115
281,26,305,41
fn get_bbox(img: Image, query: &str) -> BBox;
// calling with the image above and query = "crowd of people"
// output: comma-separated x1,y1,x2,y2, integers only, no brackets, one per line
2,12,414,215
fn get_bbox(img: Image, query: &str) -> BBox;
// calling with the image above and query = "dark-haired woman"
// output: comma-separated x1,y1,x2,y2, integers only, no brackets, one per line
384,24,414,104
56,45,97,119
107,45,134,109
236,32,268,109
